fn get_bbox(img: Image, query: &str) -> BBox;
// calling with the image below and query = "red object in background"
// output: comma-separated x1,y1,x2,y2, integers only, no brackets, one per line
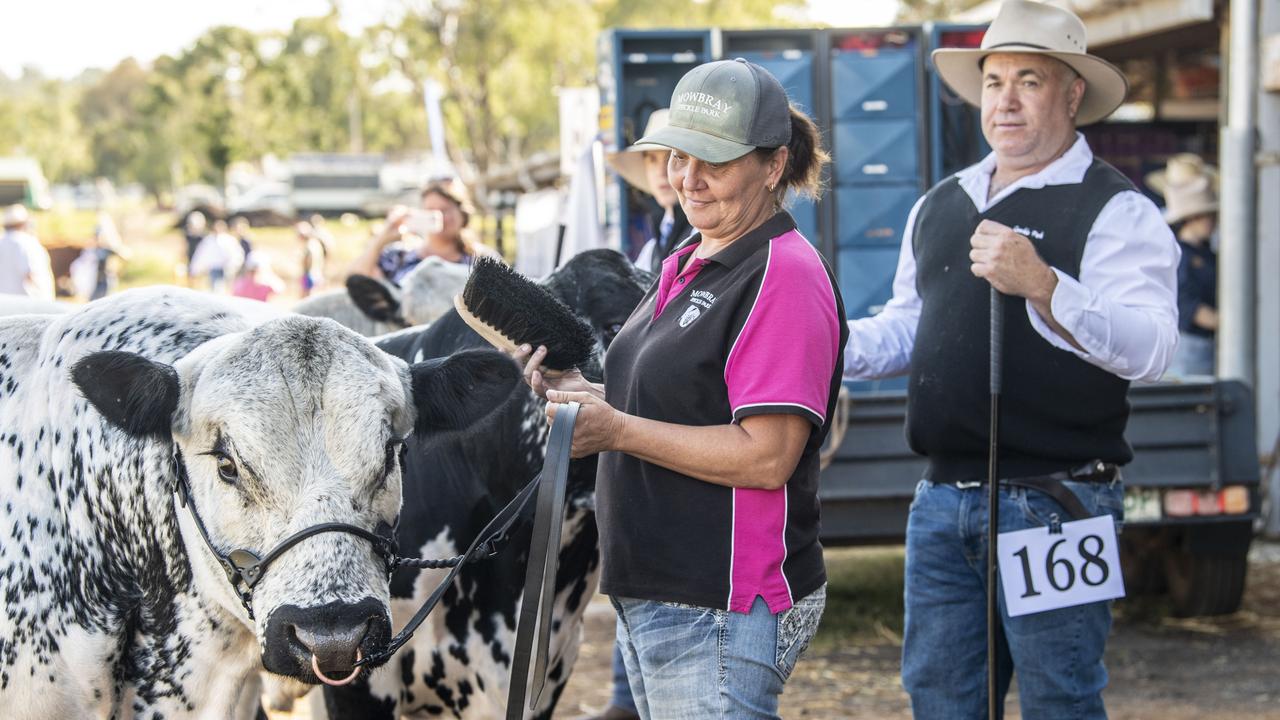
939,30,986,49
834,30,916,52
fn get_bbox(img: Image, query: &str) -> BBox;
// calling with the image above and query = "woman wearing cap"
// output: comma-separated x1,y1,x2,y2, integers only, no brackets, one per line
518,59,845,719
1155,164,1219,376
607,109,692,275
349,178,499,284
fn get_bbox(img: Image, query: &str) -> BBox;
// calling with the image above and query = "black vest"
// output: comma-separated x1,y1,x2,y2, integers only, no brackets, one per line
907,159,1135,483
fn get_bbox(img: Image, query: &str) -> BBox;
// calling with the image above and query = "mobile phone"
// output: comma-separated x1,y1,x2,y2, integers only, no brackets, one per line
405,208,444,237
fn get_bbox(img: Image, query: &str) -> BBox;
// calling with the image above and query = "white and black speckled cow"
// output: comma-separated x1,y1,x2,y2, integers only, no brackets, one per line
0,286,518,719
315,249,652,719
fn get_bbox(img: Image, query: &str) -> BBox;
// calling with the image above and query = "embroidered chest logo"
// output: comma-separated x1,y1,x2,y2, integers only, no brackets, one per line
1012,225,1045,240
679,290,717,328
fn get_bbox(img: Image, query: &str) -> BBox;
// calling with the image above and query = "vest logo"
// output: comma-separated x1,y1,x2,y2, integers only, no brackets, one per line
1013,225,1045,240
674,91,734,119
678,305,701,327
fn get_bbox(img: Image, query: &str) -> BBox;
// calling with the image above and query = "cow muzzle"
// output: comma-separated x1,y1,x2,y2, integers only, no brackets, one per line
263,598,392,683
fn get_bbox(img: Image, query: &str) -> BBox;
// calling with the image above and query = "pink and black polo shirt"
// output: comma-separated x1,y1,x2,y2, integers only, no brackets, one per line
597,212,847,614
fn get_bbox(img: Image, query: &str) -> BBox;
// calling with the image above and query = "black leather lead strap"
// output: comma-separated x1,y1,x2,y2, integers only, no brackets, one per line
506,401,578,719
353,467,545,668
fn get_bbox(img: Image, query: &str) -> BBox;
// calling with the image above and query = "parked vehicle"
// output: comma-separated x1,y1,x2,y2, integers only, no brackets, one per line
0,157,52,209
227,181,295,225
288,153,383,216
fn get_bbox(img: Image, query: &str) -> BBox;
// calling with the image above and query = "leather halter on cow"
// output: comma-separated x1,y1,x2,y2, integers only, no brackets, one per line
174,408,581,707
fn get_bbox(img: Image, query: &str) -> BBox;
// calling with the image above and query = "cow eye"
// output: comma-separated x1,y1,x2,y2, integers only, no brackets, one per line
213,452,239,483
383,439,405,480
602,323,624,346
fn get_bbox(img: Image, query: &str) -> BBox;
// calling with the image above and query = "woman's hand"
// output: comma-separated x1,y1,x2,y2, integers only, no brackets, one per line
374,206,410,248
544,389,625,458
512,344,604,400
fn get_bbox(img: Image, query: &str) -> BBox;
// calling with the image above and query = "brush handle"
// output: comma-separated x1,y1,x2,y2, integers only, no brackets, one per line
454,295,567,378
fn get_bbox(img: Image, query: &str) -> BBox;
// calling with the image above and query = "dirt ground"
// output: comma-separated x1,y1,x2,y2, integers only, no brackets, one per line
554,541,1280,720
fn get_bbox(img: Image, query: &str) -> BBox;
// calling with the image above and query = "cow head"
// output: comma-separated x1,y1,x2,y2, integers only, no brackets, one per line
348,256,470,329
71,316,519,683
543,249,653,378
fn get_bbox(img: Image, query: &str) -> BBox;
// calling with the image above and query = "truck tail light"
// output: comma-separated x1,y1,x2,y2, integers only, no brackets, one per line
1164,490,1195,517
1162,487,1251,517
1220,486,1250,514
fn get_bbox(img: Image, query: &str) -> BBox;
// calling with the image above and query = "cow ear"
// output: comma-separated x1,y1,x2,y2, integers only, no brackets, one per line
409,348,520,434
347,274,403,324
71,351,180,438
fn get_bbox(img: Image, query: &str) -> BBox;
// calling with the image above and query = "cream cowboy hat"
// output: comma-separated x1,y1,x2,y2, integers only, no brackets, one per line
1145,153,1219,197
1163,175,1218,225
606,109,671,195
931,0,1129,126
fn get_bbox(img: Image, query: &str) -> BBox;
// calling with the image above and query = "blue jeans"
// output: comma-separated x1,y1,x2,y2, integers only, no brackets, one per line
902,478,1124,720
1167,332,1215,378
610,634,637,712
611,587,825,720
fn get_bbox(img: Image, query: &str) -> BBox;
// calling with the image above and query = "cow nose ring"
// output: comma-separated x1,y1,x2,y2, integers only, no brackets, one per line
312,648,363,686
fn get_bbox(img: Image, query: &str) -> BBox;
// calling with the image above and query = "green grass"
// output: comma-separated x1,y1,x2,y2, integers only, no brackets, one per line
815,546,906,648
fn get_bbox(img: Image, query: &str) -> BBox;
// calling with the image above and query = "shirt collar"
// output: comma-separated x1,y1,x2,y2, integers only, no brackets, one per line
671,211,796,269
957,132,1093,211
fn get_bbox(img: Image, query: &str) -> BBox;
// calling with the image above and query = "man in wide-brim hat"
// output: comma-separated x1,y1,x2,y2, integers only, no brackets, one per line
843,1,1180,717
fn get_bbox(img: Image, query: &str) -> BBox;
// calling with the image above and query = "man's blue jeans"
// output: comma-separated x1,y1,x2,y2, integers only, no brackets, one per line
902,478,1125,720
611,587,825,720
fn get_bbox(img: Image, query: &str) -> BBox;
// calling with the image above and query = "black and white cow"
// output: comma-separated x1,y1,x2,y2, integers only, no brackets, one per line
0,287,518,718
319,249,652,719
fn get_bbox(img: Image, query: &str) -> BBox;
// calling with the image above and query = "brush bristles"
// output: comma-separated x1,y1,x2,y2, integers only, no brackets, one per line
460,258,596,371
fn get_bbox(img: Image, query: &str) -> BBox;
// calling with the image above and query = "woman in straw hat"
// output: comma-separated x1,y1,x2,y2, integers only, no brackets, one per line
1163,171,1220,376
518,58,844,719
843,1,1179,717
607,109,692,276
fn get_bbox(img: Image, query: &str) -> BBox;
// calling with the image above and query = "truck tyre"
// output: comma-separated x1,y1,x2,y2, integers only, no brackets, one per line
1119,529,1168,595
1163,546,1248,617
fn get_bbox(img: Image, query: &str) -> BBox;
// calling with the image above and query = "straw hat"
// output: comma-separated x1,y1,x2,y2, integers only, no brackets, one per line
3,204,30,228
931,0,1129,126
1145,153,1218,197
606,109,672,194
1163,175,1218,225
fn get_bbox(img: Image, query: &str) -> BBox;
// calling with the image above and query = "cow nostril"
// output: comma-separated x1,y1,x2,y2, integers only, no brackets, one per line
292,619,370,675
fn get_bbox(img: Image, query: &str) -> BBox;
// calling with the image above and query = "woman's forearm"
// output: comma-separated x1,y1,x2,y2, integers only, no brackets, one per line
612,413,809,491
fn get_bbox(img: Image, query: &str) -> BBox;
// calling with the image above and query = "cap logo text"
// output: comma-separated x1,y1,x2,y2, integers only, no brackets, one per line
675,91,734,119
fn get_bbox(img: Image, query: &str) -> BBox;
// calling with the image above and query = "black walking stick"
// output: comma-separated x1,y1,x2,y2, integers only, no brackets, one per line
987,287,1004,720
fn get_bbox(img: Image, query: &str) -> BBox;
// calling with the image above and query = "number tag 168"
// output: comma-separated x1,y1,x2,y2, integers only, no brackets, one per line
997,514,1125,617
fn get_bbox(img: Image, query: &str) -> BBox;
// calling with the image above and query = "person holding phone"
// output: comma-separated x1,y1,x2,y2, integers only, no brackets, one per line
349,177,500,284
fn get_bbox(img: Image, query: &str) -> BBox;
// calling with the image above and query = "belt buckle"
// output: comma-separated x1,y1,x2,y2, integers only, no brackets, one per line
954,479,983,489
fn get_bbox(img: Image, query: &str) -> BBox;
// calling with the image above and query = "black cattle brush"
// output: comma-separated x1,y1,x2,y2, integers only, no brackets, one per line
454,257,596,375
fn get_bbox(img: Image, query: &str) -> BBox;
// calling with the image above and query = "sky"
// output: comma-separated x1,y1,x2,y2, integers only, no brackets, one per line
1,0,901,79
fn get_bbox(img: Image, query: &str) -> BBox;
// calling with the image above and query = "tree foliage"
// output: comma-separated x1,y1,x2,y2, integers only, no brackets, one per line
0,0,804,194
895,0,990,23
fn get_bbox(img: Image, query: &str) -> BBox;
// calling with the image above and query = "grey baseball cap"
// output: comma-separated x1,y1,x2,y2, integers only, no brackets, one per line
636,58,792,163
